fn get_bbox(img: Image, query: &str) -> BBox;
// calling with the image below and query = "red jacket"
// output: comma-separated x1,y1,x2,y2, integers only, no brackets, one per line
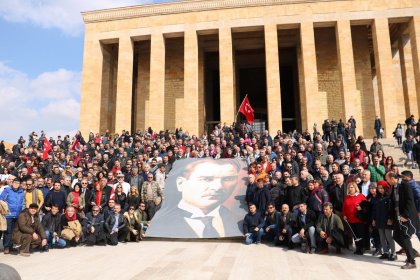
342,193,366,224
350,150,366,163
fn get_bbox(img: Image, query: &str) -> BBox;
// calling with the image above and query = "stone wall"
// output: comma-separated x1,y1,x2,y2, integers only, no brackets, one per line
315,27,344,121
164,37,185,131
135,41,151,131
351,26,375,137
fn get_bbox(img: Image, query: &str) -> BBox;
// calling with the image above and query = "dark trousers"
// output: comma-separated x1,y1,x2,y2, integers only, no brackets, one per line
370,226,381,250
275,227,293,246
108,227,130,246
316,231,344,249
14,233,42,253
350,223,369,252
3,218,17,249
84,230,107,246
146,202,161,220
393,225,418,264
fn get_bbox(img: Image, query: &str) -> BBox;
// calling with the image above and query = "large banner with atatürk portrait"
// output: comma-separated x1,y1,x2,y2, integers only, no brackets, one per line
147,158,248,238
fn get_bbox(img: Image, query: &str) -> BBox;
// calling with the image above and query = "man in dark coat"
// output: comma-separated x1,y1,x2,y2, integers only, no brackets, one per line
374,116,382,138
292,202,318,253
387,172,420,269
104,204,129,246
12,203,47,256
245,174,256,204
263,202,281,242
284,175,306,213
243,203,264,245
253,178,272,215
83,205,106,246
41,205,66,248
411,140,420,172
276,204,296,248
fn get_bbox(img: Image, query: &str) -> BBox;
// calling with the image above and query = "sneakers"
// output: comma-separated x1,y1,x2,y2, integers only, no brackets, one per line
310,248,316,254
19,252,30,257
401,263,416,269
3,248,9,254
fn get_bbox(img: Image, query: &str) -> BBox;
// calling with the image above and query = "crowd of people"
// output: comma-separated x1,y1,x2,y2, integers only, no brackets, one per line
0,118,419,269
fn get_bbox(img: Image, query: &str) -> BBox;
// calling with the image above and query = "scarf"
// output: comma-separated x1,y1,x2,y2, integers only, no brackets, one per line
95,190,103,206
65,212,77,221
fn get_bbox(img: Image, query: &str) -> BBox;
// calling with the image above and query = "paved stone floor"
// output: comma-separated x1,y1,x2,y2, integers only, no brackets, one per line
0,238,419,280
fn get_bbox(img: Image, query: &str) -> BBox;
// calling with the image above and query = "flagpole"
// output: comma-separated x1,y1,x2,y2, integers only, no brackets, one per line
235,94,247,124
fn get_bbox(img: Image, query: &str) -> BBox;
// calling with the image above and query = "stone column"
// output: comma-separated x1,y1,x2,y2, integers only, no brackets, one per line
219,27,236,125
184,28,202,136
114,36,133,134
299,21,320,130
409,16,420,117
149,32,166,131
372,18,401,136
399,34,418,117
264,24,282,135
80,36,103,136
335,20,363,135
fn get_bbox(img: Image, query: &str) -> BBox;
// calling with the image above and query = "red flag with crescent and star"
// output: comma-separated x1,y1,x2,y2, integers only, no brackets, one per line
42,138,52,160
239,96,255,124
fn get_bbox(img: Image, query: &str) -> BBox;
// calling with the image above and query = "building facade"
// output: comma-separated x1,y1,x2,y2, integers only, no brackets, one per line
80,0,420,138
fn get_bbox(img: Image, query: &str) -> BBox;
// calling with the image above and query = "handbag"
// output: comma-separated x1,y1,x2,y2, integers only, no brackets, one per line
61,220,82,240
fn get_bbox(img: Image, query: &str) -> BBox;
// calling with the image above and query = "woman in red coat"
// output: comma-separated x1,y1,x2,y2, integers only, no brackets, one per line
342,182,367,255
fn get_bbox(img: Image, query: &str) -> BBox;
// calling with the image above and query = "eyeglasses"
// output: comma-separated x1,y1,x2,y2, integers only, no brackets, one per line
82,183,88,185
140,205,146,208
116,186,122,189
92,210,100,212
129,208,135,210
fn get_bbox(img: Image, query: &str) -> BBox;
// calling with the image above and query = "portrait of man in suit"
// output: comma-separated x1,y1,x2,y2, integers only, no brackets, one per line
147,158,247,238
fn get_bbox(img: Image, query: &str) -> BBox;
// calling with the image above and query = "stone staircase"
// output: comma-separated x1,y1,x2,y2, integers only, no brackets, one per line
364,138,420,181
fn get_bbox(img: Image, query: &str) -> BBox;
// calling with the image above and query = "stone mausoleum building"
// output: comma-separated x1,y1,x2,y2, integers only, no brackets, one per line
80,0,420,138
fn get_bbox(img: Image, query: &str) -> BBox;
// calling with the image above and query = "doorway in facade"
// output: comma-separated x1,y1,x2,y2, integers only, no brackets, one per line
278,28,301,133
279,47,300,133
233,30,267,131
201,33,221,132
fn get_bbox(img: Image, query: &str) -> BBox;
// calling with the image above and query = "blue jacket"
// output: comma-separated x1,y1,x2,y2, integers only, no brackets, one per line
407,180,420,212
0,187,25,219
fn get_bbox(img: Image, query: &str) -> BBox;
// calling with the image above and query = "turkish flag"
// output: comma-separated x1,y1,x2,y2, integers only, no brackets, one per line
42,138,52,160
71,138,82,153
239,96,255,124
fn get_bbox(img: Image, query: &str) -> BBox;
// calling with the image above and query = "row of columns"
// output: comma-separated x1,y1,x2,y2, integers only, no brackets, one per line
80,17,420,138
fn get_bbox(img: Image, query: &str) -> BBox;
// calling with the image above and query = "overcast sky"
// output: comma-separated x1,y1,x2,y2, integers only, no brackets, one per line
0,0,172,143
